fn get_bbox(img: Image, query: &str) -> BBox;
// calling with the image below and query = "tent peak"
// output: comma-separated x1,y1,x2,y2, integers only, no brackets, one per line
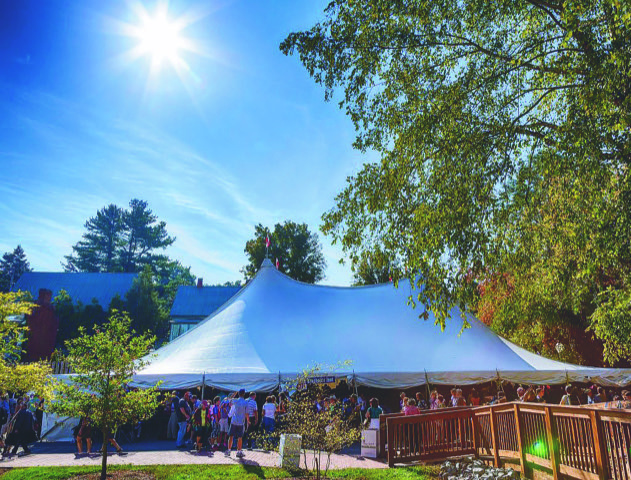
260,258,274,269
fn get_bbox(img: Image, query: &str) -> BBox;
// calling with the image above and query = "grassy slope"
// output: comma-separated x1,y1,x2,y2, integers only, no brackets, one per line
1,464,439,480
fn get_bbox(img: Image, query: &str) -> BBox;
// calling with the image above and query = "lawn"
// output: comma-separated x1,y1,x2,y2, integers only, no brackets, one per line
0,464,439,480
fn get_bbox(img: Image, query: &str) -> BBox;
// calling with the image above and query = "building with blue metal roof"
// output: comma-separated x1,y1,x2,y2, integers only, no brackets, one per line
169,283,241,340
12,272,138,307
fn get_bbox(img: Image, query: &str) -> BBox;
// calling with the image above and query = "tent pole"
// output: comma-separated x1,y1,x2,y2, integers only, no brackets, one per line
353,370,362,422
424,369,431,403
201,371,206,400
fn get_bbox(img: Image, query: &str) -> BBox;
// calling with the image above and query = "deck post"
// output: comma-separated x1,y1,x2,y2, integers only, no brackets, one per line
513,403,529,478
589,409,607,480
387,417,395,467
489,405,501,467
544,406,560,480
471,411,480,457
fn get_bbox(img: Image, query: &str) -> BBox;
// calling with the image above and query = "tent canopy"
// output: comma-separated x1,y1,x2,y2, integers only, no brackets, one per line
132,259,631,390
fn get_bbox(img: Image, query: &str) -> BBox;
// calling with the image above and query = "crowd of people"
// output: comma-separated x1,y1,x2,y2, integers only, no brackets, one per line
1,383,629,459
164,388,287,458
394,385,631,414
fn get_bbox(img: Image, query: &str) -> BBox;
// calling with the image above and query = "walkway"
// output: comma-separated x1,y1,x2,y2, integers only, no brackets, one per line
0,440,387,470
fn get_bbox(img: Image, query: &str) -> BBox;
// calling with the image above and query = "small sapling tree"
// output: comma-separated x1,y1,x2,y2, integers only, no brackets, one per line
47,310,160,480
256,364,360,479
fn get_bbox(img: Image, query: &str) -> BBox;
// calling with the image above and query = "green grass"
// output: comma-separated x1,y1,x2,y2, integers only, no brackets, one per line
0,464,439,480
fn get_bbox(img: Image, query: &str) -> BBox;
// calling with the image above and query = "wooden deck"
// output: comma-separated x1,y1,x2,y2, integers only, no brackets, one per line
381,402,631,480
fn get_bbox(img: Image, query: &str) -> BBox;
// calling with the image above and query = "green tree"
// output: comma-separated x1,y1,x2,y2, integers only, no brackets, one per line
124,266,169,341
242,221,326,283
46,311,160,480
256,365,360,479
64,204,124,273
351,248,397,286
281,0,631,363
0,292,51,393
0,245,31,292
64,199,175,275
53,290,108,348
120,199,175,273
152,258,196,308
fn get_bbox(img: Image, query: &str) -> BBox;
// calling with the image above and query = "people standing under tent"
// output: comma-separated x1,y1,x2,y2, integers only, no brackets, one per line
429,391,438,409
516,386,525,401
449,388,458,407
436,394,446,408
261,396,276,434
358,394,367,415
175,391,192,449
595,386,607,403
226,389,249,458
560,385,581,406
218,394,232,451
192,400,210,452
414,392,426,410
166,392,179,440
455,389,467,406
399,392,406,411
586,388,596,404
244,392,258,450
522,388,537,403
401,396,409,412
535,387,546,403
469,389,481,406
209,396,221,450
365,398,383,429
403,398,420,416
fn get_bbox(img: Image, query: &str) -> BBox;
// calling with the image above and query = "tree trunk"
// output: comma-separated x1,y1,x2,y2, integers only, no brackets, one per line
101,428,108,480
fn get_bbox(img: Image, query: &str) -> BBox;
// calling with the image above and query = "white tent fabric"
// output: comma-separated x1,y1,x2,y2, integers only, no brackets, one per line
131,259,631,390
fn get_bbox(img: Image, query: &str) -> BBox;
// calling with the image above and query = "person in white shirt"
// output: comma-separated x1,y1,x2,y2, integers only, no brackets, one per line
243,392,258,449
261,396,276,433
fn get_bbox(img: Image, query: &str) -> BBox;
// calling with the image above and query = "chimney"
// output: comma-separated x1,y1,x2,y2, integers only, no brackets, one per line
38,288,53,305
197,278,203,288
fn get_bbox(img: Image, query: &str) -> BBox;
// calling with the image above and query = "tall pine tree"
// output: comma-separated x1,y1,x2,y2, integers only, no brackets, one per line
0,245,31,292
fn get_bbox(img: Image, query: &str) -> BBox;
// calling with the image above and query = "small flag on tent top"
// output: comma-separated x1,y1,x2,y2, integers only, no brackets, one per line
265,235,270,248
276,258,280,269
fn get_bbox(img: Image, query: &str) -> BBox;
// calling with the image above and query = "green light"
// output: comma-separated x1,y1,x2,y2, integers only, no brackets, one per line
530,439,548,458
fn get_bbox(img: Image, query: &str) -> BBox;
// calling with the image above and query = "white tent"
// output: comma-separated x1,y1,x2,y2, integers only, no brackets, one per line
131,259,631,391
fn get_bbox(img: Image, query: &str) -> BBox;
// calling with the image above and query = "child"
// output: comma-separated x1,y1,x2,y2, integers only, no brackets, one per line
404,398,420,416
436,394,446,408
209,396,221,450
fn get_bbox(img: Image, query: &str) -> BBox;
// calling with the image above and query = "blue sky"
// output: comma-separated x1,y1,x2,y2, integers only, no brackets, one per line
0,0,371,285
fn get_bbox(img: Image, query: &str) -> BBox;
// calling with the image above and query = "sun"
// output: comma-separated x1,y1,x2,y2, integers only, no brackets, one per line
111,1,206,79
136,11,183,68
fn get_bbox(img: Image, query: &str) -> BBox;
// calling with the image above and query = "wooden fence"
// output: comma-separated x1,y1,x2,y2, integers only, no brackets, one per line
383,402,631,480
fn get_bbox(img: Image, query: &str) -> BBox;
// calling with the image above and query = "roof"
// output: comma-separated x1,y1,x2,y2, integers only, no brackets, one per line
133,261,631,391
12,272,138,307
170,285,241,318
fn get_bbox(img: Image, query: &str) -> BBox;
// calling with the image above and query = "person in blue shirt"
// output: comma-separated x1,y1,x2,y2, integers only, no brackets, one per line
226,389,250,458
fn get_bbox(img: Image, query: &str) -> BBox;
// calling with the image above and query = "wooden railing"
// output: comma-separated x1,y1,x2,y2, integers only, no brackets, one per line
50,361,72,374
384,402,631,480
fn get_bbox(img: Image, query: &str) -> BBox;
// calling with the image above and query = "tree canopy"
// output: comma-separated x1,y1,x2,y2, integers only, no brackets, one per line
281,0,631,364
64,199,175,274
0,245,31,292
242,221,326,283
0,292,51,393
